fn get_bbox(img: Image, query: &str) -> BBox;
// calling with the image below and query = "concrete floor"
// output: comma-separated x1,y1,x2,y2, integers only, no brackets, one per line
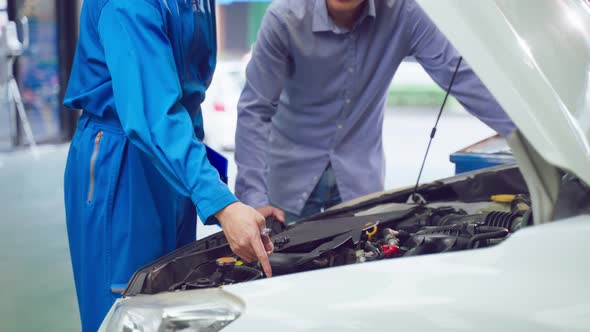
0,108,494,331
0,144,79,331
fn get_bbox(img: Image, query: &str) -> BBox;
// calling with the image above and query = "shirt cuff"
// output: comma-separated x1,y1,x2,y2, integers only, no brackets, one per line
193,188,238,226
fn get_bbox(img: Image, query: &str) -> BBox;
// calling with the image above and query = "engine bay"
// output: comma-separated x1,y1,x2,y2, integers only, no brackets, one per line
168,195,532,290
121,165,545,296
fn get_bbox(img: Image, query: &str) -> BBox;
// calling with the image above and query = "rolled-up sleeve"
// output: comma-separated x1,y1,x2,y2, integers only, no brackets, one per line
406,0,516,137
235,8,290,208
98,0,237,222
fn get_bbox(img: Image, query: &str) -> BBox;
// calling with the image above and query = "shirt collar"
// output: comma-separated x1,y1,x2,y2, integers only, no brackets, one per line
312,0,376,33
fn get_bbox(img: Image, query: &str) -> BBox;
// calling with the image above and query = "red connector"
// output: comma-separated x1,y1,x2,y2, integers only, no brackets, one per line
381,245,400,258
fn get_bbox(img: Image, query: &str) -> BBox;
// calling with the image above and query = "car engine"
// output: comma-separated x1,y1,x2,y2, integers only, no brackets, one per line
122,166,541,296
163,195,532,292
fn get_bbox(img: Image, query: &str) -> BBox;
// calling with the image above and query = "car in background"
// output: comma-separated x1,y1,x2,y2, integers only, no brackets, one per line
202,60,246,152
101,1,590,331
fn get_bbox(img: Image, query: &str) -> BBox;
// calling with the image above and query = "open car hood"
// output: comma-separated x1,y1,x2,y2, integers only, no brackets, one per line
416,0,590,185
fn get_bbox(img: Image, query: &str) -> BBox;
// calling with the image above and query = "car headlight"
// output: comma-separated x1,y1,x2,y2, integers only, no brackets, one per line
101,288,244,332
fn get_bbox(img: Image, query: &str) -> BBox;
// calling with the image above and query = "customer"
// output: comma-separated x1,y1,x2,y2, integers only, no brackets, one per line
235,0,515,222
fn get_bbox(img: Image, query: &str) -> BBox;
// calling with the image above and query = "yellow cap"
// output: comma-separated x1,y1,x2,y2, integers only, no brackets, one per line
216,257,237,267
491,194,517,203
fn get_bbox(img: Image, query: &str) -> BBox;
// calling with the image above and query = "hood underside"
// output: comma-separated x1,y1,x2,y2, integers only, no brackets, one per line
416,0,590,185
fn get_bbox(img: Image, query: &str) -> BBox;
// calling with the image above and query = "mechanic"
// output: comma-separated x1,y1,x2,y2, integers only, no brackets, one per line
63,0,273,330
235,0,516,223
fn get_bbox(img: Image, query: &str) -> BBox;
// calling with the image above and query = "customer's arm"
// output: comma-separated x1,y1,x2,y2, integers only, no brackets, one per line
235,8,290,221
405,0,516,137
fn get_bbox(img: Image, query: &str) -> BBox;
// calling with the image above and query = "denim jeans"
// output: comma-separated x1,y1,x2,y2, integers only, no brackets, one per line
283,165,343,223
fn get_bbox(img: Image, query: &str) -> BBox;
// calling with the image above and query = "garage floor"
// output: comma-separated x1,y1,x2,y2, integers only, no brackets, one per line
0,108,494,331
0,144,80,331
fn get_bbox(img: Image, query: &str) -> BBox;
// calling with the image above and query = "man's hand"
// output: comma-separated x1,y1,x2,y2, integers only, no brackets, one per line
256,205,285,223
216,202,273,277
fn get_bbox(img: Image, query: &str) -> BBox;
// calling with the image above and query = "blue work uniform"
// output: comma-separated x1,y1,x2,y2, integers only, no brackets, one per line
63,0,237,330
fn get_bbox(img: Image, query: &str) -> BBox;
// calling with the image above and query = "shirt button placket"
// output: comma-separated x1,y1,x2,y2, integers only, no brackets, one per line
344,33,354,106
342,33,356,126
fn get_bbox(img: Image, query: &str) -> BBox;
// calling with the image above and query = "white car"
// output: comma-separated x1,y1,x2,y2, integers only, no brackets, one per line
101,1,590,331
202,60,246,152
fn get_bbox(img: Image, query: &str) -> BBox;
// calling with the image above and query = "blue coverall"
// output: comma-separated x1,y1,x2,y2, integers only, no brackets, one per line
63,1,237,330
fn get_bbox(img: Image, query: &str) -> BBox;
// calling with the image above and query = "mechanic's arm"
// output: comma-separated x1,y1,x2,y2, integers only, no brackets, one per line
405,1,516,137
235,8,290,222
98,1,272,274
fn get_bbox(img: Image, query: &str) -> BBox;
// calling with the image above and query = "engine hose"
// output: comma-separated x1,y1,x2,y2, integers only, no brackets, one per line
417,224,465,237
468,227,509,249
484,211,524,231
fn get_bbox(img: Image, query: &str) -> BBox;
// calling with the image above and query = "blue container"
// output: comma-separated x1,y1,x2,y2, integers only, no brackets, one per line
450,135,516,175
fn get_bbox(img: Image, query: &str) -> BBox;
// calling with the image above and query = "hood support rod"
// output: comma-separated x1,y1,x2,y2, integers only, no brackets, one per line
411,56,463,204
